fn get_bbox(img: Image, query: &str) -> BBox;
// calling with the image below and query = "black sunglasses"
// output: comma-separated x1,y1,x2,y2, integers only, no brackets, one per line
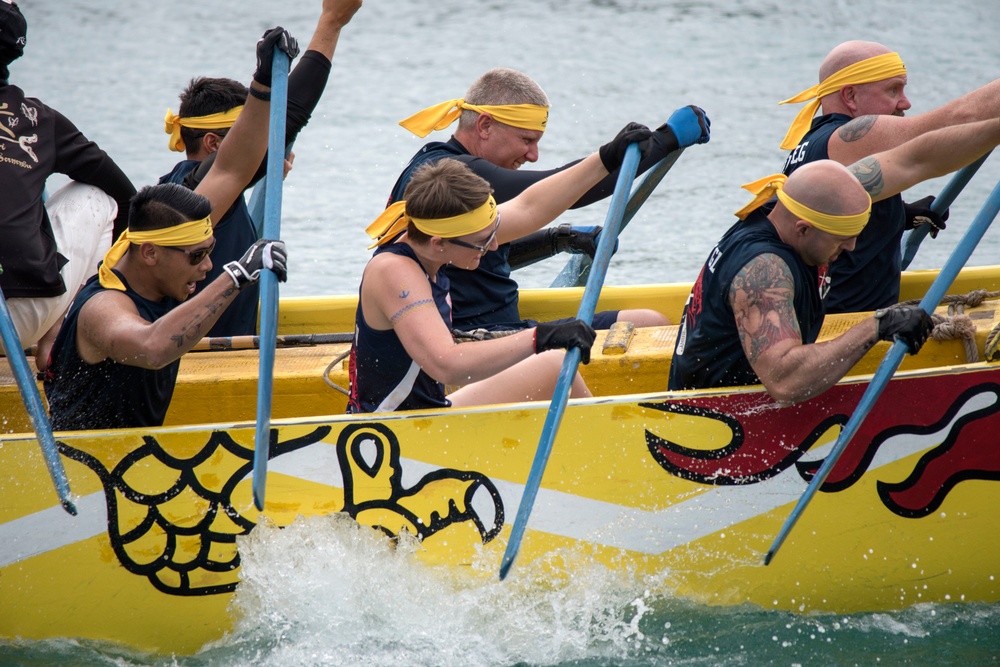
162,239,217,265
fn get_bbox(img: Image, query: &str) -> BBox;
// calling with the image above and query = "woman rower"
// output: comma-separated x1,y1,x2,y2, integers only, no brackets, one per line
347,127,645,413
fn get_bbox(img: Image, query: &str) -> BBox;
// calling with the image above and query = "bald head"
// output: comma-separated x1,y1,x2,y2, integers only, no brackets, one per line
819,41,894,82
783,160,871,219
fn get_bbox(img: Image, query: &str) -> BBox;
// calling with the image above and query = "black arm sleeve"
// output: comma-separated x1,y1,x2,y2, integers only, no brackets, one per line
52,110,136,238
456,128,680,208
187,49,333,192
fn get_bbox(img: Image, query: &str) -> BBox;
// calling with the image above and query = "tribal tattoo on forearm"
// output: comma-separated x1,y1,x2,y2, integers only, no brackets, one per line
168,286,240,348
730,254,802,364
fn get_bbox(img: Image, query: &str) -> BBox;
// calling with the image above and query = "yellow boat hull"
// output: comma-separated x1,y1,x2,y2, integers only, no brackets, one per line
2,266,1000,653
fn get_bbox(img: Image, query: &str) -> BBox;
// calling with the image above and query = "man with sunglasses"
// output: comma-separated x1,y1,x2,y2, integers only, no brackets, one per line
159,0,361,338
43,28,298,431
389,68,711,333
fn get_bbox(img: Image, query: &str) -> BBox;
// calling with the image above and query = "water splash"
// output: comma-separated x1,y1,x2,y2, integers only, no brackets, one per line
211,514,653,667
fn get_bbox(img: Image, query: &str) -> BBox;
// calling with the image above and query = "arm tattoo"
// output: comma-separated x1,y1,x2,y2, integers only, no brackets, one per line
390,298,434,323
849,156,885,199
168,287,240,349
837,115,878,143
730,254,802,364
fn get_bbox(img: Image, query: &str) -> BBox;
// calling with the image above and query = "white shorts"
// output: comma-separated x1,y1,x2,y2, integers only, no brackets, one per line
2,182,116,352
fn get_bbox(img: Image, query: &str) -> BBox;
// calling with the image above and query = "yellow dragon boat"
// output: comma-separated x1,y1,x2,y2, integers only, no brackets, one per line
3,266,1000,654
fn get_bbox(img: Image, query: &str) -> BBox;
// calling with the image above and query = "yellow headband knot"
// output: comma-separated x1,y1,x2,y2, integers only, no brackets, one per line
98,216,213,291
164,106,244,152
778,52,906,150
399,98,548,138
735,174,788,220
366,196,499,248
734,173,870,236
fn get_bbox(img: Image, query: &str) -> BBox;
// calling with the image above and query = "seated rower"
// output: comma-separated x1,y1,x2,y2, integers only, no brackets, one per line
390,68,711,332
348,144,648,413
43,27,299,431
668,117,1000,404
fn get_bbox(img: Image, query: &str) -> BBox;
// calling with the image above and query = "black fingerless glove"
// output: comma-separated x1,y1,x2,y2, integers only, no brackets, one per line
598,122,652,172
253,27,300,87
223,239,288,289
874,305,934,354
534,319,597,364
903,195,948,239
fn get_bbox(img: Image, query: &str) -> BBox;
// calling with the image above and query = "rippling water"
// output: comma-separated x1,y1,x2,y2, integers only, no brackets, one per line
5,0,1000,664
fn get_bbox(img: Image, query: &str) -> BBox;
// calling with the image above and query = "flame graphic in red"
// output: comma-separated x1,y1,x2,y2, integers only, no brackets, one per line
645,372,1000,517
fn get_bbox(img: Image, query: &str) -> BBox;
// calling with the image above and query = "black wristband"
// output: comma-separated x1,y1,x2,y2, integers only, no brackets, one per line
249,86,271,102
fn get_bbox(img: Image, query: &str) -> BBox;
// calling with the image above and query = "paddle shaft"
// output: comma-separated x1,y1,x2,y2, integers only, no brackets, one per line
248,141,296,238
765,174,1000,565
499,143,642,580
192,332,353,352
900,152,992,270
551,149,684,288
253,50,290,512
0,283,77,515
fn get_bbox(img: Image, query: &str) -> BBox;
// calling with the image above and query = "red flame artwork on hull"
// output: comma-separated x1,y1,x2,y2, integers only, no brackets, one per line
644,372,1000,518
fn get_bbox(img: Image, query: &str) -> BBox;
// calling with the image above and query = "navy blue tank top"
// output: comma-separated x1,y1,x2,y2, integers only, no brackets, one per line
782,113,906,313
45,271,180,430
668,209,825,391
388,139,520,329
347,242,453,414
160,160,259,336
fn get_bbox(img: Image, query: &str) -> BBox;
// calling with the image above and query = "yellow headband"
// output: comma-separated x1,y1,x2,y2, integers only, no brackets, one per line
365,196,498,248
776,188,870,237
734,173,870,236
164,106,244,152
399,98,549,138
98,216,214,291
778,52,906,150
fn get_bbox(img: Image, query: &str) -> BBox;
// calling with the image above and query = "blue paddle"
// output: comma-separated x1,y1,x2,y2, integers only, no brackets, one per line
248,142,295,238
551,148,684,288
499,143,642,580
900,151,991,270
765,175,1000,565
0,273,77,516
252,50,291,512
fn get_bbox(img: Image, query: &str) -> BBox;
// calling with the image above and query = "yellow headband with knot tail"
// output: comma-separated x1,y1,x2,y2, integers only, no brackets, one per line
98,216,213,291
164,106,243,152
778,52,906,150
734,173,870,236
399,99,549,138
365,196,499,248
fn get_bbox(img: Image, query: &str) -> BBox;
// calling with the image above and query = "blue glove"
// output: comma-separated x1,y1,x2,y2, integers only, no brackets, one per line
665,105,711,148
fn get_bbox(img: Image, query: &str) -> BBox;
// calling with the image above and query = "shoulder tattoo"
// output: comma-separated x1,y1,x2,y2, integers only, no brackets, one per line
849,156,885,199
729,253,802,364
837,115,878,143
